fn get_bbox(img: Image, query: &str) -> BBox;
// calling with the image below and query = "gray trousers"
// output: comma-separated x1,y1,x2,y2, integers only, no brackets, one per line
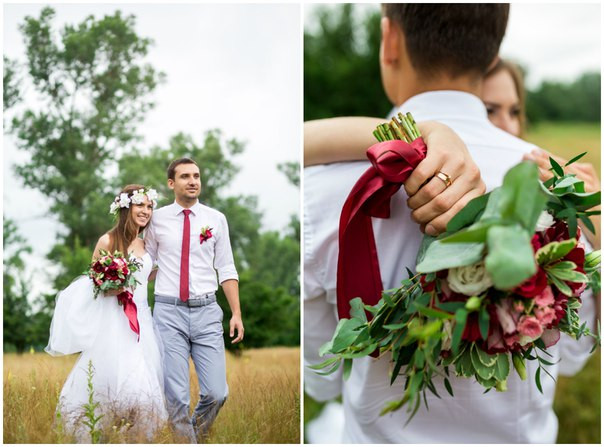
153,296,228,442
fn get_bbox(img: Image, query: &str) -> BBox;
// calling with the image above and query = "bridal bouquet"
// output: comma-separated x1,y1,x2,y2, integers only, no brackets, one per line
313,114,601,421
87,250,142,337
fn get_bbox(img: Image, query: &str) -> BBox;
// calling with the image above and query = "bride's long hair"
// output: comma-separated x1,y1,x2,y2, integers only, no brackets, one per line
107,184,151,255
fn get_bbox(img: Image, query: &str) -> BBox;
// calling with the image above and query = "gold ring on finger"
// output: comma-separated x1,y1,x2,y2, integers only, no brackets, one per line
435,171,453,188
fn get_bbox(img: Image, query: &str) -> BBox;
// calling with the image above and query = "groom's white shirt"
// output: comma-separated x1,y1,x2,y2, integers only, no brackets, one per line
145,200,238,297
304,91,596,443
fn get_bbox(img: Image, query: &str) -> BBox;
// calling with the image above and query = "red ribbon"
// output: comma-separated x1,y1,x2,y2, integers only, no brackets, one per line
337,138,427,320
117,290,140,341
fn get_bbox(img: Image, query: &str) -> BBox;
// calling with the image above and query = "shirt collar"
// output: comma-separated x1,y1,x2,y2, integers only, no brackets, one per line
172,200,201,216
393,90,489,123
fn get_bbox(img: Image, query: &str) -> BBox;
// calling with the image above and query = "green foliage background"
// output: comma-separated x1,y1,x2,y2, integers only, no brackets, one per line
3,7,299,354
304,4,600,444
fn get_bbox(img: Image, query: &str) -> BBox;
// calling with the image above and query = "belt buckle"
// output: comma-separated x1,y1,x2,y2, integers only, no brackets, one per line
188,298,202,307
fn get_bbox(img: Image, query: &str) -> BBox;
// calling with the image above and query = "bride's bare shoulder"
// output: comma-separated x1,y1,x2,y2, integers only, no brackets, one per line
92,234,112,259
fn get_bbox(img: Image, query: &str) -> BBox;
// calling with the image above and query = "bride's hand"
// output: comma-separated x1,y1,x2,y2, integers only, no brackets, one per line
405,121,486,236
104,287,126,297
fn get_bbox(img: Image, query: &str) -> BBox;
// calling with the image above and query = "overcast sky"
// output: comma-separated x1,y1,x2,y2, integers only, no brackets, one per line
3,3,301,297
304,2,601,88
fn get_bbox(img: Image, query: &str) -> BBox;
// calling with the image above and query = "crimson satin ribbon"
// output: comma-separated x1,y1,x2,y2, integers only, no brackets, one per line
337,138,427,320
117,290,140,341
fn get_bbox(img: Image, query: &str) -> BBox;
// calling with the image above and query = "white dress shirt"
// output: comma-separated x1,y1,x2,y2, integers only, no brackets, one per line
145,200,238,297
304,91,596,443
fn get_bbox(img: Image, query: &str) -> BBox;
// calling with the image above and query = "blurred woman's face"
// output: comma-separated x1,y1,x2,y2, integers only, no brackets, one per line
482,69,521,137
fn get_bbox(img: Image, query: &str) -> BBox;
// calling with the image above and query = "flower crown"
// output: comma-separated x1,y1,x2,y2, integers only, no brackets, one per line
109,187,159,216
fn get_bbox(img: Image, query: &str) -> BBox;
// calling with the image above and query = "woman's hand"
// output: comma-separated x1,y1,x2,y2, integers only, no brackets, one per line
523,148,600,249
406,121,486,236
104,287,126,297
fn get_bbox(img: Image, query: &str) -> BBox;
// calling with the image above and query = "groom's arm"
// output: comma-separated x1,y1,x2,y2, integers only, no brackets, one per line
221,279,244,344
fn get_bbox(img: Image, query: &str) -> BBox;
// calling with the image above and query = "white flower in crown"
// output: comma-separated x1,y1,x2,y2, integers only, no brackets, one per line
130,189,147,205
118,193,131,208
109,201,120,215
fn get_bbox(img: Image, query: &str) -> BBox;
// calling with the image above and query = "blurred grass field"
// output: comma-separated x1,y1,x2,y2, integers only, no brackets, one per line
304,122,601,443
4,347,300,444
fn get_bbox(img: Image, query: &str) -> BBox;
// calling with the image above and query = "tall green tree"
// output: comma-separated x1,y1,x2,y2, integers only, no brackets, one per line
9,7,164,252
3,56,21,111
304,4,388,120
3,218,33,353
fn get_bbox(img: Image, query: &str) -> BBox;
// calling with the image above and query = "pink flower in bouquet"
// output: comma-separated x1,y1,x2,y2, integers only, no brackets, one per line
517,315,543,344
534,306,556,327
534,286,554,307
541,328,561,348
495,298,519,334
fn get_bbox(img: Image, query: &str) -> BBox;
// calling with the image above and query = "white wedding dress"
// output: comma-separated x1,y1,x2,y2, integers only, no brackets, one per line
46,253,167,442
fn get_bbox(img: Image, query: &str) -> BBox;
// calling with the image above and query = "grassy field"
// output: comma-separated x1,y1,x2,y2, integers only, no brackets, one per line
4,347,300,444
304,122,601,443
525,121,601,176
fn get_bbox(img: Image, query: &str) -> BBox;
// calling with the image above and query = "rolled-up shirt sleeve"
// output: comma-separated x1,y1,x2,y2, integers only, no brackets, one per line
214,213,238,283
143,219,158,265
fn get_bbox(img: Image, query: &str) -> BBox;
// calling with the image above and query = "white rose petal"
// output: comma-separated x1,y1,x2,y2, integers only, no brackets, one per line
130,191,145,205
535,211,555,232
447,261,493,296
109,202,119,214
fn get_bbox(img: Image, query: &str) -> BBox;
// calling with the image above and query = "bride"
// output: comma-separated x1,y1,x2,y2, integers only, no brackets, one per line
46,184,168,442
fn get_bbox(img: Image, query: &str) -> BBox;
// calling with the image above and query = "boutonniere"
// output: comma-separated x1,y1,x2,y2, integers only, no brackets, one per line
200,225,213,245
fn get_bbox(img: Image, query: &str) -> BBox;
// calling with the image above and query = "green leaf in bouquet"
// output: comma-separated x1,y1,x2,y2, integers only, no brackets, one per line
450,309,468,354
552,175,584,193
414,304,453,320
485,225,536,289
439,219,500,244
475,344,497,367
535,366,543,394
470,345,496,380
414,349,425,369
512,351,527,381
443,377,454,397
379,398,405,416
435,300,466,313
546,267,588,283
560,191,600,211
565,151,588,166
331,318,365,352
455,347,475,378
416,240,484,273
549,260,577,270
556,208,578,238
536,239,577,265
446,193,491,233
349,297,368,323
584,250,602,271
315,359,343,376
579,213,596,234
475,374,497,389
499,161,548,233
493,353,510,382
478,306,490,340
479,187,504,221
308,356,340,371
342,358,353,380
549,157,564,177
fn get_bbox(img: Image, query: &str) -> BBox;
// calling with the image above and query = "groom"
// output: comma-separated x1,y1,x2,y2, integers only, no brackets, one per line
304,3,595,443
145,157,244,442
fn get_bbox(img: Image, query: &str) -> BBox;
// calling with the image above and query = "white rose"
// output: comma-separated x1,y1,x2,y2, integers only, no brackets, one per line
535,211,554,232
118,193,131,208
146,188,158,202
447,261,493,296
130,191,145,205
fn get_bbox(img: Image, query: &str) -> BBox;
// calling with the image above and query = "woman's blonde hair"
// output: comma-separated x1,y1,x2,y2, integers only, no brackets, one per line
485,59,527,137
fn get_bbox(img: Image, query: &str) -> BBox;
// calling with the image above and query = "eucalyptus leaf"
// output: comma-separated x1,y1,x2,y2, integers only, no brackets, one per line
446,192,490,233
416,240,484,273
485,225,536,289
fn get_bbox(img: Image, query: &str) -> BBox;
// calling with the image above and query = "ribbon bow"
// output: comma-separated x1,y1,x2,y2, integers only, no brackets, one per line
117,290,140,340
337,138,427,320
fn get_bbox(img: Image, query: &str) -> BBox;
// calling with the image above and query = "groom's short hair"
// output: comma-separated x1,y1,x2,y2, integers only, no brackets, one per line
382,3,509,79
167,157,199,180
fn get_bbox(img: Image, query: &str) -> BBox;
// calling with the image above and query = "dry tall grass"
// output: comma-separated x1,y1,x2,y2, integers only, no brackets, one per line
3,347,300,444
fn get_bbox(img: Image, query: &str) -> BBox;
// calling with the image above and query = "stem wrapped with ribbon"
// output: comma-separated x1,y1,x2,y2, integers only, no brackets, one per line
337,113,427,319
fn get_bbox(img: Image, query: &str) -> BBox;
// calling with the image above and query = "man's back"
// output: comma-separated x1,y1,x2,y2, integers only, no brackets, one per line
304,91,596,443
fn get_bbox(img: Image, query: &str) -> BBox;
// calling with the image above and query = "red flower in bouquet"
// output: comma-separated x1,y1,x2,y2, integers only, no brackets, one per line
87,250,142,338
200,225,213,245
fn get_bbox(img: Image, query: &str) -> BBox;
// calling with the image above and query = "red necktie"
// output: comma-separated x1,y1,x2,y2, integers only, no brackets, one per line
337,138,427,320
180,209,192,302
